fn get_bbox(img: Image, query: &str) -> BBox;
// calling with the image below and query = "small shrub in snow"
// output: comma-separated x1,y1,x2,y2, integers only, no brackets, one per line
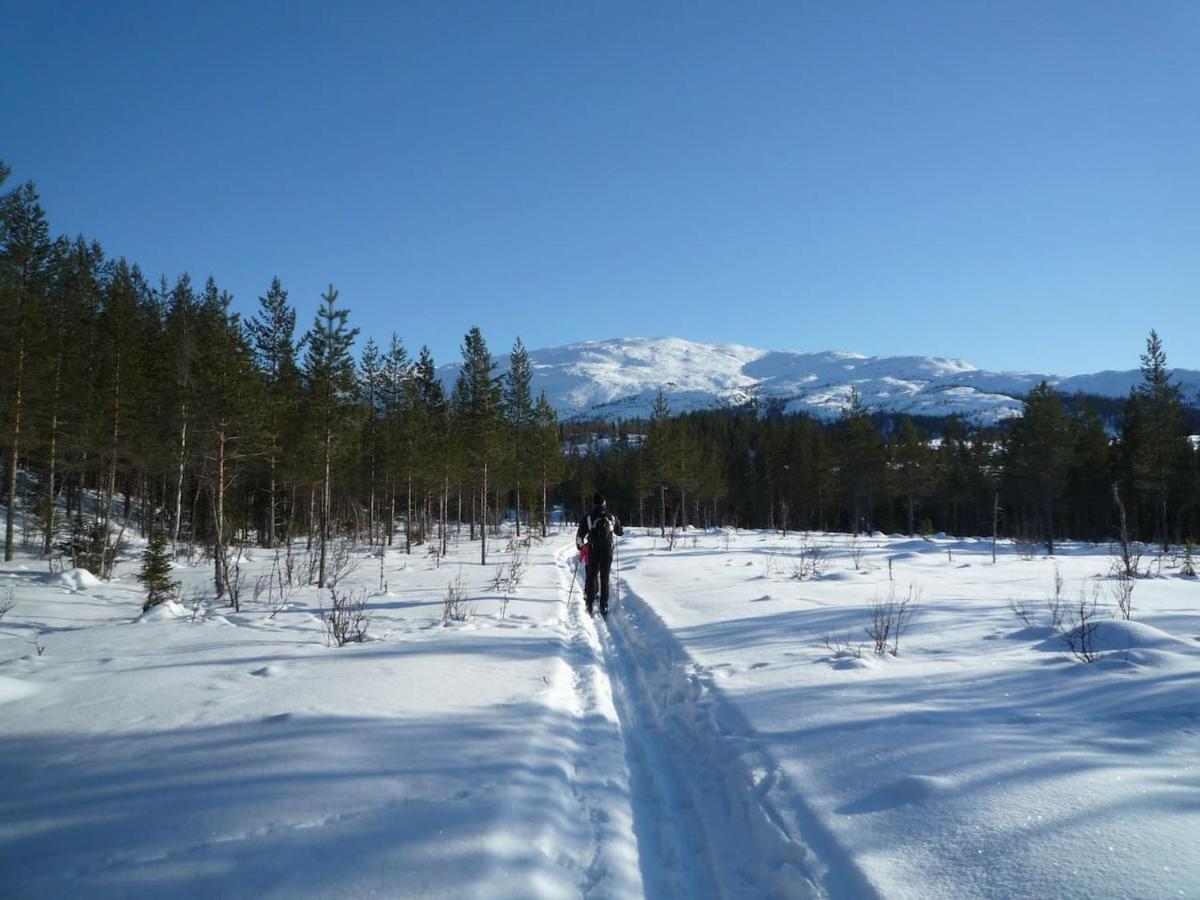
849,536,866,570
1060,584,1102,663
218,544,247,611
138,533,179,612
1045,566,1066,631
321,587,370,646
866,583,919,656
820,631,863,660
664,526,680,552
791,536,825,581
1110,537,1144,580
326,537,359,589
442,571,472,624
1007,597,1035,628
0,587,15,622
1109,571,1136,621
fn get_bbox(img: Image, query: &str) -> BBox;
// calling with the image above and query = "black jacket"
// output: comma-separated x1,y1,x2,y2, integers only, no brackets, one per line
576,505,623,554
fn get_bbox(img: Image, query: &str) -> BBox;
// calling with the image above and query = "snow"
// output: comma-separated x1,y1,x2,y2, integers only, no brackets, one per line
2,530,1198,898
438,336,1200,423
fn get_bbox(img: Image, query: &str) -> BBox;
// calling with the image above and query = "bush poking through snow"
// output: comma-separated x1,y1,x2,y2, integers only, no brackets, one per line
664,526,680,552
0,587,15,622
849,536,866,570
1007,597,1035,628
1060,584,1102,663
791,535,825,580
1045,566,1066,631
326,537,359,589
321,587,370,646
866,583,919,656
821,631,864,660
1110,571,1136,621
442,571,472,624
138,533,179,612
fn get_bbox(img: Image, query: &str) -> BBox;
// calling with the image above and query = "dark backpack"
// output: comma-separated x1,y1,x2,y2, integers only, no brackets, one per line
588,513,615,553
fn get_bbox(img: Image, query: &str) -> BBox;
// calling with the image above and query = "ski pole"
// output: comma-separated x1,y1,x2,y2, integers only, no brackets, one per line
615,536,620,609
568,551,580,604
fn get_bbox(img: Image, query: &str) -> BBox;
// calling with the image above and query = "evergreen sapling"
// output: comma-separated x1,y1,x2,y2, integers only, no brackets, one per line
139,532,179,611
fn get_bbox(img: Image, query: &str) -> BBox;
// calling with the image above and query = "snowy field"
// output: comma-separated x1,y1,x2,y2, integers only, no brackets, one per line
1,527,1198,898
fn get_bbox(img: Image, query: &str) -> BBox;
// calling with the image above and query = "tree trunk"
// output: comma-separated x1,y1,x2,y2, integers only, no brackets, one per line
318,428,331,587
266,448,276,549
214,427,227,598
171,409,188,552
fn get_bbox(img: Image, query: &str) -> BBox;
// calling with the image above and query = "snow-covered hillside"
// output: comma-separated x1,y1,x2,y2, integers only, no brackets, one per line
440,337,1200,423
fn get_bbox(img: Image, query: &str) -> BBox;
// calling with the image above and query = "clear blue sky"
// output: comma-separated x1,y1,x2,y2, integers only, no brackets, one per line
4,1,1198,373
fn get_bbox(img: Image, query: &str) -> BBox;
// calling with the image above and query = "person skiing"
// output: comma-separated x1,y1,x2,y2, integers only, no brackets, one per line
575,493,623,617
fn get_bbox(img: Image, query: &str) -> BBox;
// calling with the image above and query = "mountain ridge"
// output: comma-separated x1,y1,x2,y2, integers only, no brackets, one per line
438,337,1200,424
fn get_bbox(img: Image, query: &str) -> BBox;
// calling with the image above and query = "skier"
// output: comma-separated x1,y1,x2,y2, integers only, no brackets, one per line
575,493,623,617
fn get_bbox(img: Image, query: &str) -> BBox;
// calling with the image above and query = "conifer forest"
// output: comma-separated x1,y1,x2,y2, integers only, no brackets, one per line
2,160,1199,592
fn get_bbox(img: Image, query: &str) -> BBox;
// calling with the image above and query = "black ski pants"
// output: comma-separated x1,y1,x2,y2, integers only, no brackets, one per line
584,550,614,612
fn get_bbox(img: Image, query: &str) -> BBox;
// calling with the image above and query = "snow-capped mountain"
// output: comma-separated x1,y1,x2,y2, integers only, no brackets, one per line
440,337,1200,424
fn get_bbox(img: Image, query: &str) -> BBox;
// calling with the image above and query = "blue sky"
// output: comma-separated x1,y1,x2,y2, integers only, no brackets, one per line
4,1,1198,373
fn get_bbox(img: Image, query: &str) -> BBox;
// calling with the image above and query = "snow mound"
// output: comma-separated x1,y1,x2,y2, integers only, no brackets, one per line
138,600,188,622
53,568,102,591
0,675,39,705
1038,619,1198,658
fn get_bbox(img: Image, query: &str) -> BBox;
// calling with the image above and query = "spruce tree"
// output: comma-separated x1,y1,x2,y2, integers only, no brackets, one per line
302,285,358,587
138,531,179,611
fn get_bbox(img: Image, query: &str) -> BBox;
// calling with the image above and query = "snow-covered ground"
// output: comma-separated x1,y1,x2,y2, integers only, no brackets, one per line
2,529,1198,898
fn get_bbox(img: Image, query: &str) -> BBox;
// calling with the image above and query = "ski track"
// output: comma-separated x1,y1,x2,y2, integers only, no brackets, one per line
554,546,870,900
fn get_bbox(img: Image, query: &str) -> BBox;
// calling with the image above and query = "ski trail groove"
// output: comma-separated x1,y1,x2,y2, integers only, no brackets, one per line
559,545,875,899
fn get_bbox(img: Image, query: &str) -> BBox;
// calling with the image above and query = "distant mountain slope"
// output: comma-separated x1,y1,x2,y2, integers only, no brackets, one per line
438,337,1200,424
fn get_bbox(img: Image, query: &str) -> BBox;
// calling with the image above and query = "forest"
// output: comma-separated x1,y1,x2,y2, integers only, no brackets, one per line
3,161,1199,599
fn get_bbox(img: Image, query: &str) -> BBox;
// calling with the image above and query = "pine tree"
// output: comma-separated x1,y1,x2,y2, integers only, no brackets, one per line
645,389,674,535
458,327,503,565
505,338,534,536
194,278,260,599
1004,382,1070,553
248,276,299,549
1130,330,1185,550
138,531,179,611
891,418,933,537
358,337,384,544
0,179,53,560
533,391,563,537
302,285,358,587
837,389,884,534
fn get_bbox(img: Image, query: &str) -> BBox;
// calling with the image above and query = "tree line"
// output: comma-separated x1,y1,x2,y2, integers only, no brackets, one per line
4,163,1198,585
560,333,1200,553
0,166,563,597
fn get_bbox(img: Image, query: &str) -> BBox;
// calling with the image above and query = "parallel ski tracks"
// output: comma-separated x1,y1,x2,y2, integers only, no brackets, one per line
555,545,844,900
